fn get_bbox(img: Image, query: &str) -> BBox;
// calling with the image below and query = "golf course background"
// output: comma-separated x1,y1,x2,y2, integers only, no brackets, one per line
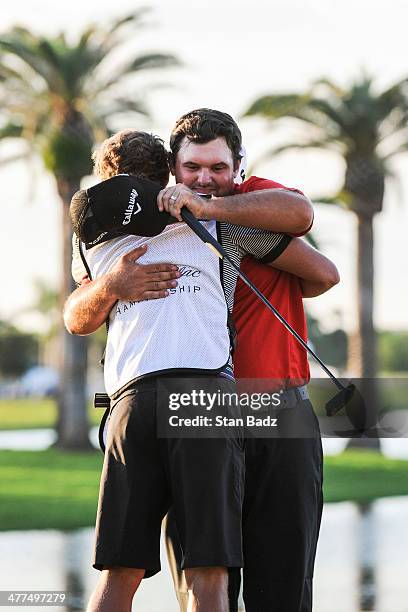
1,399,408,532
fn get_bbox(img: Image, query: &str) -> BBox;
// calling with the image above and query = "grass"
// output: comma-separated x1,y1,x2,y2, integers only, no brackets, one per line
0,398,101,430
0,448,407,531
2,381,408,430
0,449,102,531
323,450,408,503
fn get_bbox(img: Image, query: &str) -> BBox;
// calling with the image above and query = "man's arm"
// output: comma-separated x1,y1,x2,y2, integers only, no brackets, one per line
64,275,118,335
157,185,313,235
64,245,181,335
270,237,340,297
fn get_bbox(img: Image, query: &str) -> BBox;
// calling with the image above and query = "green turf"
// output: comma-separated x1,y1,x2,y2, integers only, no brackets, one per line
323,450,408,503
0,448,408,531
0,399,100,430
0,449,102,530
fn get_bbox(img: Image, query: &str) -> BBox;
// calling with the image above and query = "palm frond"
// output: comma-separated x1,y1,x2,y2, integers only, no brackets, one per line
98,9,150,57
378,110,408,142
127,52,179,71
77,26,98,51
307,98,353,136
383,141,408,159
312,78,345,97
0,34,59,91
0,57,49,99
273,138,343,155
376,78,408,141
245,94,307,119
62,50,105,100
303,232,319,249
0,62,27,82
245,93,348,140
37,38,62,71
313,194,346,206
314,190,352,208
379,77,408,105
90,52,180,96
109,9,150,34
377,126,408,158
0,122,24,139
95,96,149,122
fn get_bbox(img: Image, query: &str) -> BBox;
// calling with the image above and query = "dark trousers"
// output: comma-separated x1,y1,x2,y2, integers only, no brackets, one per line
165,399,323,612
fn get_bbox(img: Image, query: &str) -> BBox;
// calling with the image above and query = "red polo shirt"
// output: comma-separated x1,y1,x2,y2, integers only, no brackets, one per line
232,176,310,388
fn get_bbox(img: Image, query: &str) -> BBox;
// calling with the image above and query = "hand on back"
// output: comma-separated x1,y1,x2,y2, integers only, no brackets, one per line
106,244,180,302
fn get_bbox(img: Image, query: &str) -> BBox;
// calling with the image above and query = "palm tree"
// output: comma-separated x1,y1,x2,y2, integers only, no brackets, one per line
0,13,178,449
245,75,408,381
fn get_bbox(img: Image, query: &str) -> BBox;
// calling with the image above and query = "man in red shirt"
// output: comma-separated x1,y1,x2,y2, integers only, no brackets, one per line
163,111,338,612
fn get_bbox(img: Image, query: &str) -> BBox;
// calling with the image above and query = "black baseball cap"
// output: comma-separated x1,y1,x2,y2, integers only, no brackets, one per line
70,174,174,246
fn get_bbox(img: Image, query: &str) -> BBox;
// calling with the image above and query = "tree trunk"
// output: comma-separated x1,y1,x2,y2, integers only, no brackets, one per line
348,213,377,377
54,178,92,450
347,212,380,452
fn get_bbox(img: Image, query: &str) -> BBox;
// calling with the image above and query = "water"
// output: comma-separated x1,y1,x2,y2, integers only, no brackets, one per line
314,498,408,612
321,437,408,459
0,530,178,612
0,427,100,451
0,430,407,610
0,498,408,611
1,428,408,458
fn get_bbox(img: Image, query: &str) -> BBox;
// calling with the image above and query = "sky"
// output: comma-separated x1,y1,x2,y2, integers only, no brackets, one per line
1,0,408,333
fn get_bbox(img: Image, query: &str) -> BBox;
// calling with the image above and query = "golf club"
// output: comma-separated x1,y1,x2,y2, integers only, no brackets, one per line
180,206,361,419
70,176,364,423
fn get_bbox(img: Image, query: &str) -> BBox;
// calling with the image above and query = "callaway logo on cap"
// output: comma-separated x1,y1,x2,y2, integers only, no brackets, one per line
123,188,142,225
70,175,174,246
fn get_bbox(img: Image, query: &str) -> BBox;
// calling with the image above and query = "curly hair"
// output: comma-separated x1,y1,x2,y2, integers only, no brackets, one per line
170,108,242,164
92,129,170,187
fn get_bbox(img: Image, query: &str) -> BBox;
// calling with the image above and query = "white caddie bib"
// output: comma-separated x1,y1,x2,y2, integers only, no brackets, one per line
84,221,231,396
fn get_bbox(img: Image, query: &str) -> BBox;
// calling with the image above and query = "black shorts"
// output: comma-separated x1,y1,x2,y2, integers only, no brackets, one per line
93,377,245,577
